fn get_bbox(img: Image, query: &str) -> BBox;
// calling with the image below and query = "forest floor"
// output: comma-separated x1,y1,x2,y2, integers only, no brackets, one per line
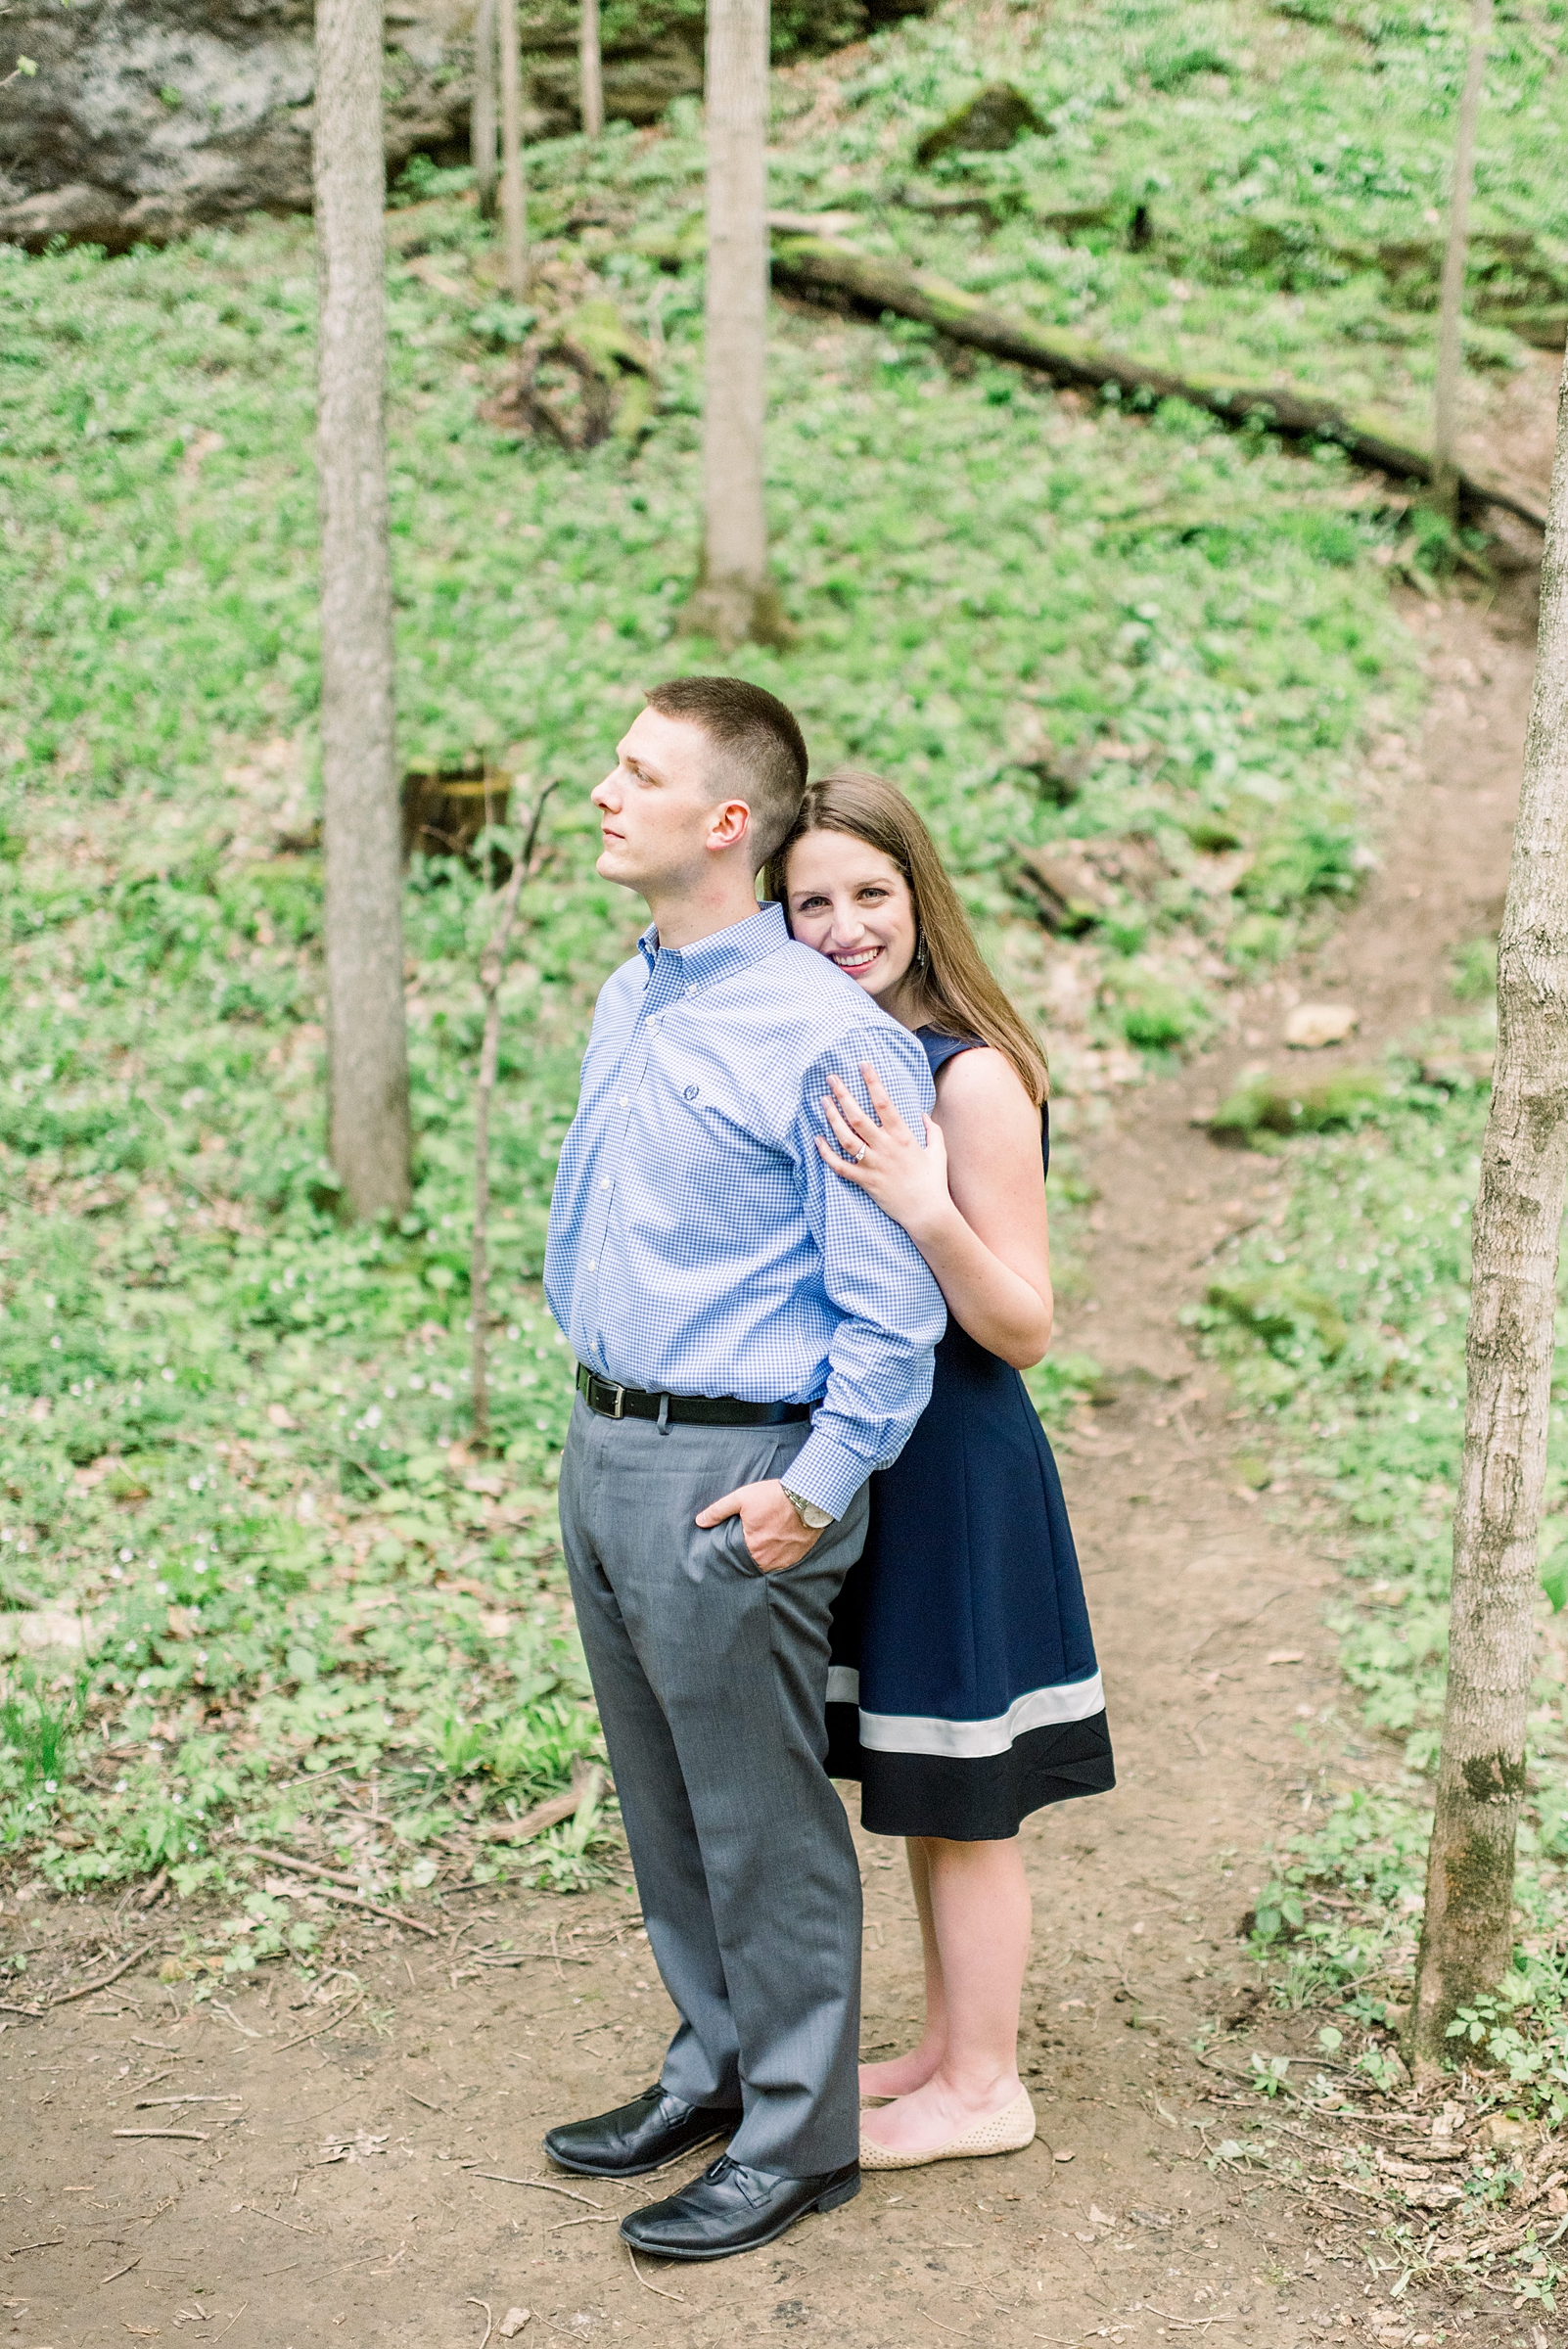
0,572,1546,2349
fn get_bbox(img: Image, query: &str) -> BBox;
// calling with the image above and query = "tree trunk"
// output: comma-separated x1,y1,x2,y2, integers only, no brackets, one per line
578,0,604,139
470,779,556,1451
1408,346,1568,2069
313,0,412,1222
498,0,529,302
472,0,498,219
679,0,791,650
765,228,1547,533
1433,0,1492,524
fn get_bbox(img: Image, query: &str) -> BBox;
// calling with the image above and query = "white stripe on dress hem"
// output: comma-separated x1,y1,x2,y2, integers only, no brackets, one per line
825,1668,1106,1759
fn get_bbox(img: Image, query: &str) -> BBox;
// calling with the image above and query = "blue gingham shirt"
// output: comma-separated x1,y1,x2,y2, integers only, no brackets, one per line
545,902,945,1519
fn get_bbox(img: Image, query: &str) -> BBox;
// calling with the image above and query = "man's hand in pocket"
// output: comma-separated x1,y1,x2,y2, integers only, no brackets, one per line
694,1479,822,1573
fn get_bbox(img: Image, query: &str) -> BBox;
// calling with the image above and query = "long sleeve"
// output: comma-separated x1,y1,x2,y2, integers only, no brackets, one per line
781,1026,946,1519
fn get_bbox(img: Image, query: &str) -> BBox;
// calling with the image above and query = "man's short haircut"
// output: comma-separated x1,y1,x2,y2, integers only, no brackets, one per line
643,675,809,869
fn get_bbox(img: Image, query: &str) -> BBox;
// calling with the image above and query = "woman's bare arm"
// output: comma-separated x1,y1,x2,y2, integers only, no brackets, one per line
817,1049,1052,1368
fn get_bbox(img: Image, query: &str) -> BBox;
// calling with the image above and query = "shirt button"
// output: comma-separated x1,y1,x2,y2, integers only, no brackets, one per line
620,1096,628,1106
600,1179,610,1190
587,1260,595,1271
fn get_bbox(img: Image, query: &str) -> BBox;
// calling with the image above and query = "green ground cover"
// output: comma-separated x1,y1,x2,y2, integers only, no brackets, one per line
762,0,1567,427
1191,984,1568,2134
0,0,1502,1913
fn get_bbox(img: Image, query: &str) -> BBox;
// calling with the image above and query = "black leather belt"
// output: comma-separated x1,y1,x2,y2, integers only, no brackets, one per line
576,1363,811,1428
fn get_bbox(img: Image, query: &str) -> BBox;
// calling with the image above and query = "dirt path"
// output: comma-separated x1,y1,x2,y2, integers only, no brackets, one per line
0,583,1540,2349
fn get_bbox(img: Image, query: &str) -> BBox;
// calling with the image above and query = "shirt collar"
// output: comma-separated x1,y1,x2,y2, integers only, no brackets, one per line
637,901,788,991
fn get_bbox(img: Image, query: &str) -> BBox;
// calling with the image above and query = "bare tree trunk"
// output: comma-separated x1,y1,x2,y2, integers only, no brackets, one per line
679,0,791,651
578,0,604,139
497,0,529,302
470,781,558,1450
1433,0,1492,525
1408,347,1568,2069
472,0,498,219
314,0,411,1222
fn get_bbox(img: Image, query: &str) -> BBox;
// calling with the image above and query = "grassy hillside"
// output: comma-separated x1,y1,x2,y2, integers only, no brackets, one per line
0,0,1550,1913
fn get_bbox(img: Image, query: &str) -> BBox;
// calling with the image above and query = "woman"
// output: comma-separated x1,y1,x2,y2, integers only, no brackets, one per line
762,772,1114,2171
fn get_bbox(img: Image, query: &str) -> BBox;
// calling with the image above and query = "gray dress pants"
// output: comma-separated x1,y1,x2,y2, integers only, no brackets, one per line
557,1395,869,2178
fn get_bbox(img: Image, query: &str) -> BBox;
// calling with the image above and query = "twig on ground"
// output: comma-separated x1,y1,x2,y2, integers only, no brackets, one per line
101,2255,144,2283
269,1990,367,2056
113,2127,208,2142
214,2302,248,2338
625,2245,684,2301
135,2095,242,2108
1145,2310,1239,2330
1188,1589,1292,1657
549,2214,618,2230
6,2235,66,2257
1191,1218,1265,1267
484,1766,605,1846
467,2297,494,2349
233,2203,315,2234
3,1943,157,2021
243,1849,439,1937
461,2170,604,2209
209,2001,261,2039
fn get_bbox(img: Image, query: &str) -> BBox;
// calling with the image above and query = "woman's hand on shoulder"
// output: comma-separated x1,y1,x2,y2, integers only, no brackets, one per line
816,1063,957,1246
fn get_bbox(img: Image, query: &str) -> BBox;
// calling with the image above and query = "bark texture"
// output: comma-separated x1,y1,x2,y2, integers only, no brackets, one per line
1409,347,1568,2064
314,0,411,1222
1433,0,1492,521
579,0,605,137
681,0,792,650
473,0,498,220
767,230,1548,531
498,0,530,301
470,781,556,1450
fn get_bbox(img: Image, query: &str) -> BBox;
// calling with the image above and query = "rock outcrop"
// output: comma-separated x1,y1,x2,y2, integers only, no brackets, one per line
0,0,931,253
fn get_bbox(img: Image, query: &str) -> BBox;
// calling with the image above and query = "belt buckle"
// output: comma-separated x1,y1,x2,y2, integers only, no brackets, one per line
609,1382,625,1420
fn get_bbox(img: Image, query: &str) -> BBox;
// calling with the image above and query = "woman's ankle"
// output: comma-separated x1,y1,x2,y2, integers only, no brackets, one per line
927,2059,1023,2110
858,2037,945,2095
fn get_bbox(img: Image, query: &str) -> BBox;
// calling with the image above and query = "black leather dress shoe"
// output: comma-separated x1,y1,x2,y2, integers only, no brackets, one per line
543,2085,743,2179
620,2152,860,2261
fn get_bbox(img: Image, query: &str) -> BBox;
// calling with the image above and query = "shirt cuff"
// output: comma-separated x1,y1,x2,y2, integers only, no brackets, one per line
782,1432,869,1523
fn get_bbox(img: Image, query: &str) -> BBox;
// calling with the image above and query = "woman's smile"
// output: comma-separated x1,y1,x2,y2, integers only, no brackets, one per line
783,831,920,1012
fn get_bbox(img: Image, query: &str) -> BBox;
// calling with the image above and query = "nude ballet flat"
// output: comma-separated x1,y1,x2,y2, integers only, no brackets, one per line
857,2085,1037,2171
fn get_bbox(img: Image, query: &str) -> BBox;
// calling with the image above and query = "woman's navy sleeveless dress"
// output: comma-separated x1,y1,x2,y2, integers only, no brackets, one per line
825,1031,1115,1840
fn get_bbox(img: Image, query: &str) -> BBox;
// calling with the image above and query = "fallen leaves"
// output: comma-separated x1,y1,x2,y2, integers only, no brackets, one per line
312,2131,389,2167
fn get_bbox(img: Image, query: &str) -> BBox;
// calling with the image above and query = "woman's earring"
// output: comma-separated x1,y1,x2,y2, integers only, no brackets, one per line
914,932,930,975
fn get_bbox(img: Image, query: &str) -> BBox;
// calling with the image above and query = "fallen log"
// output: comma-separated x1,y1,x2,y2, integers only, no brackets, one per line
767,231,1549,533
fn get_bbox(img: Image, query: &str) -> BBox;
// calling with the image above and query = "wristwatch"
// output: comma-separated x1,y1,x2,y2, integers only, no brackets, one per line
782,1487,835,1532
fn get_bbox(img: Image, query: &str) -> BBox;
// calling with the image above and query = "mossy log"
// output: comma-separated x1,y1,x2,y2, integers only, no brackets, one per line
768,231,1549,532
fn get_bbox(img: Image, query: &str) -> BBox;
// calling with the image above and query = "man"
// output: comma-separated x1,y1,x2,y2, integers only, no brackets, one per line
542,676,945,2262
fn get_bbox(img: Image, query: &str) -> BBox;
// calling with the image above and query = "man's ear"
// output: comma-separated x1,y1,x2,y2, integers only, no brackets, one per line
705,798,753,854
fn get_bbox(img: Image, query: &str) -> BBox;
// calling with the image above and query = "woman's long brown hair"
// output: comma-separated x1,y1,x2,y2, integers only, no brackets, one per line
762,770,1049,1107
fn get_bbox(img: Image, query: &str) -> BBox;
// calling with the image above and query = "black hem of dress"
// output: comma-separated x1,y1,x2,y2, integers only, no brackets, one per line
826,1706,1116,1841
